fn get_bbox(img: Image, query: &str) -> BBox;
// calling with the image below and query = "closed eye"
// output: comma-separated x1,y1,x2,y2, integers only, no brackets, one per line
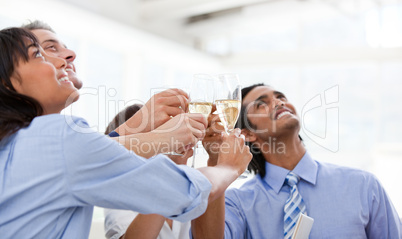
44,45,57,52
274,91,287,101
277,94,287,101
35,50,43,58
29,46,44,60
255,100,266,109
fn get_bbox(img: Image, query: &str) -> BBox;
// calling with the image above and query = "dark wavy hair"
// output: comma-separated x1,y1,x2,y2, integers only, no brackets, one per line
236,83,302,178
0,27,43,141
236,83,267,177
104,104,143,135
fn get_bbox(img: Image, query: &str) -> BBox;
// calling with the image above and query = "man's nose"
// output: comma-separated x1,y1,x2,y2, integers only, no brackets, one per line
47,55,67,70
272,98,285,108
62,48,76,63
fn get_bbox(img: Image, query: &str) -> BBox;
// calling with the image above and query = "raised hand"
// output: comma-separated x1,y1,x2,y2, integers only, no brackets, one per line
115,88,188,135
216,128,252,176
153,113,208,154
202,106,225,166
166,149,193,165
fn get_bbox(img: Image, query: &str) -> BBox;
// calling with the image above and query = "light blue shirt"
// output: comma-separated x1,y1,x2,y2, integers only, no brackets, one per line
0,114,211,239
224,152,402,238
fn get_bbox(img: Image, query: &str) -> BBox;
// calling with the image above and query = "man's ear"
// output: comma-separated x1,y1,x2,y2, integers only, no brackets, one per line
241,128,257,143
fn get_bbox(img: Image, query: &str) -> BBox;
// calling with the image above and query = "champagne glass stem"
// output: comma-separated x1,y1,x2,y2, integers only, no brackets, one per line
191,140,199,168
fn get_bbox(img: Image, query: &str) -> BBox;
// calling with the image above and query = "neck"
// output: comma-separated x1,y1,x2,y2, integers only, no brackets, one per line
42,106,63,115
258,133,306,170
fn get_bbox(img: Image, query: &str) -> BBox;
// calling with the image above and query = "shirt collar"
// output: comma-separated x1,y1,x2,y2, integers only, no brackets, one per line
262,151,318,194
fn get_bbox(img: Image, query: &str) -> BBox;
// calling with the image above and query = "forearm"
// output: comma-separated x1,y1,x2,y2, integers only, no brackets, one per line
197,165,238,203
123,214,165,239
191,157,226,239
114,112,146,136
112,132,168,158
191,156,241,239
192,194,225,239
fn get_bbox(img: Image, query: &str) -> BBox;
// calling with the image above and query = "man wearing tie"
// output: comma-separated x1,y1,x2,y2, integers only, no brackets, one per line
192,83,401,238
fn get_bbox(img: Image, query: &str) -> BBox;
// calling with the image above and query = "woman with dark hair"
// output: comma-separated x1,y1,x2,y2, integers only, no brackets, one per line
0,27,252,238
0,28,46,140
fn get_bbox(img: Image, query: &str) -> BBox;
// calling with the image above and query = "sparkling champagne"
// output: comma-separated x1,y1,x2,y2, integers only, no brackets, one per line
189,102,213,118
215,99,241,131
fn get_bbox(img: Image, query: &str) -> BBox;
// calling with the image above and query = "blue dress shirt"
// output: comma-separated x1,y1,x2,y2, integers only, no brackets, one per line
224,152,402,238
0,114,211,239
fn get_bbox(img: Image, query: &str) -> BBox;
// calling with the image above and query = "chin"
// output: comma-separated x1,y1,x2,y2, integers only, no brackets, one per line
68,73,83,89
71,91,80,103
72,94,80,103
72,79,83,89
283,119,300,130
63,90,80,108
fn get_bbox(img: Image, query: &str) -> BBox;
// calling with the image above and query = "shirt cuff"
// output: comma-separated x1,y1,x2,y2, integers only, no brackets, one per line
108,131,120,137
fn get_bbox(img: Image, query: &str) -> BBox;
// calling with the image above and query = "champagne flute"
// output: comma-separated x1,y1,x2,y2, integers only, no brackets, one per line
215,74,249,178
188,74,215,168
215,74,241,134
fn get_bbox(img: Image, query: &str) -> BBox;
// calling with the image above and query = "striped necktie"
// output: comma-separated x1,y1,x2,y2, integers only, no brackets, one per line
284,172,306,239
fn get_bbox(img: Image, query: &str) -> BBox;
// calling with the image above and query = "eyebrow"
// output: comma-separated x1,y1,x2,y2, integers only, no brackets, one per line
254,94,268,103
274,91,285,97
252,91,286,105
41,39,58,44
26,43,36,49
41,39,68,48
26,43,38,51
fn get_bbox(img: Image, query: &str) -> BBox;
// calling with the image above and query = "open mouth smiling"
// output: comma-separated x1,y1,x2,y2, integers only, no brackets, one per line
274,108,293,120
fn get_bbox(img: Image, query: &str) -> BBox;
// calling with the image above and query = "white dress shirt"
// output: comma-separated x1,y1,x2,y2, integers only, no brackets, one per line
104,208,190,239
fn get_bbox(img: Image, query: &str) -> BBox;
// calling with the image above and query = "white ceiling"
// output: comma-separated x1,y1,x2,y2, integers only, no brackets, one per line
56,0,400,48
55,0,274,45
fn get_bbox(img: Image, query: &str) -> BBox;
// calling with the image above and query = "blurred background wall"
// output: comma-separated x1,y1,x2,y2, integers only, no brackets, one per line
1,0,401,237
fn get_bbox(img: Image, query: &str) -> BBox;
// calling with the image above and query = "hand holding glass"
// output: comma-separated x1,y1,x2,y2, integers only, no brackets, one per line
188,74,215,167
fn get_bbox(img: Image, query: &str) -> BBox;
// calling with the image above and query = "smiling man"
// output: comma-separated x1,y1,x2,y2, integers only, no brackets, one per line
22,20,192,136
192,83,402,239
23,21,82,90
